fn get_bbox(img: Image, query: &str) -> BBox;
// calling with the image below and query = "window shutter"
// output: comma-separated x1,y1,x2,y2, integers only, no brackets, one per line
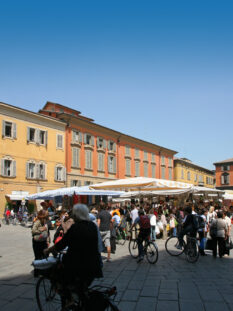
97,137,100,148
221,166,224,171
72,130,76,142
70,180,73,186
72,148,75,167
1,159,5,176
45,131,48,146
54,166,57,181
113,157,116,173
221,175,224,184
103,139,106,149
27,127,30,142
79,132,82,143
42,164,46,179
12,160,16,177
108,141,111,150
227,165,230,171
35,129,40,144
2,120,5,137
91,136,94,146
26,162,29,178
108,155,110,172
113,143,116,152
84,134,87,144
63,167,66,181
13,123,17,139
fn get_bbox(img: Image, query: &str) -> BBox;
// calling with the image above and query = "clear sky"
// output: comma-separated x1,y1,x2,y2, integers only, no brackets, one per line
1,0,233,170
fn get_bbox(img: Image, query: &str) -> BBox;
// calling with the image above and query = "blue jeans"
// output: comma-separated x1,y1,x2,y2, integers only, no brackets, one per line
150,226,156,241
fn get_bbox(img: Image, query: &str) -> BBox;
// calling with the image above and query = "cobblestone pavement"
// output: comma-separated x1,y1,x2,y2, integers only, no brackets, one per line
1,224,233,311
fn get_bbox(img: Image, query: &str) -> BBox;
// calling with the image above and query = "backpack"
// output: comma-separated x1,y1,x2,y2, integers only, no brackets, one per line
192,215,205,230
140,215,151,229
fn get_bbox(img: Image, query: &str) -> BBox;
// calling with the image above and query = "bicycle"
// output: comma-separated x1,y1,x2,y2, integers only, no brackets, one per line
115,226,127,245
34,255,120,311
128,230,158,264
165,234,199,263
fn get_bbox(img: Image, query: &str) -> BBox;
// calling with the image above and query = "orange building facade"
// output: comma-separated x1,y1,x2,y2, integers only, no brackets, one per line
214,158,233,190
40,102,177,186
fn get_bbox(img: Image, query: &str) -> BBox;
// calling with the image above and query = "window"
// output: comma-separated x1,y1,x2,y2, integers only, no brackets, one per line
108,156,116,173
1,158,16,177
72,147,79,168
151,164,156,178
98,153,104,171
97,137,106,149
221,173,229,185
72,130,82,144
161,166,165,179
151,153,155,163
85,150,92,169
221,165,230,171
135,161,140,177
161,155,165,165
84,134,93,145
125,159,131,176
135,148,140,158
57,134,63,149
187,171,191,180
194,174,197,182
144,163,148,177
26,162,36,179
144,151,148,161
38,163,46,180
181,169,184,179
70,180,81,187
108,140,116,152
168,158,172,167
125,145,131,156
199,175,203,182
39,130,46,145
169,167,172,180
2,121,17,139
55,165,66,181
84,181,92,186
29,128,36,142
27,128,47,145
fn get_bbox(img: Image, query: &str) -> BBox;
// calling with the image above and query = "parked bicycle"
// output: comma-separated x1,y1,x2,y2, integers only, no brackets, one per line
165,234,199,263
128,230,158,264
34,254,120,311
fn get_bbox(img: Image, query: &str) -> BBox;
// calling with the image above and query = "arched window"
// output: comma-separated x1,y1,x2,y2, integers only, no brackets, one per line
55,164,66,182
1,156,16,177
26,160,36,179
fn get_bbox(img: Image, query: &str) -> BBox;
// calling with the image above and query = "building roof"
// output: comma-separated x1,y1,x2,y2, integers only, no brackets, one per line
213,158,233,165
174,158,214,175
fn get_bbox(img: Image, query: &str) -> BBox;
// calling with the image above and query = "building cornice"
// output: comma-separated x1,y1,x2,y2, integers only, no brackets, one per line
174,159,214,175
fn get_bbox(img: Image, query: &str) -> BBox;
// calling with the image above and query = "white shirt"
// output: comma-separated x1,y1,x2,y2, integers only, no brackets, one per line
130,208,139,224
150,215,156,226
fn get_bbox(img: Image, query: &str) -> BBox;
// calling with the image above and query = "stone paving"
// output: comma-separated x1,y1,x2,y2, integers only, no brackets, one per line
0,224,233,310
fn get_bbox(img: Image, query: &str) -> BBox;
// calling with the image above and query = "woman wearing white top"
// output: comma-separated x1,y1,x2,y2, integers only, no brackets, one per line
149,209,157,241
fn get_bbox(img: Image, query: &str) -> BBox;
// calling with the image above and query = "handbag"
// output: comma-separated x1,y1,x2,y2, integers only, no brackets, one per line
55,231,64,244
33,230,48,242
225,238,233,250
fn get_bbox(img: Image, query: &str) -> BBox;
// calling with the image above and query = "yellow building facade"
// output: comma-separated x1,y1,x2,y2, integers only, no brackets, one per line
0,102,66,215
174,158,215,188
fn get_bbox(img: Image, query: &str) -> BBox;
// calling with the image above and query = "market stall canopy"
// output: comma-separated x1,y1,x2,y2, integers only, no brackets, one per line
118,188,193,198
223,191,233,200
6,191,29,201
91,177,194,192
26,186,124,200
193,186,225,196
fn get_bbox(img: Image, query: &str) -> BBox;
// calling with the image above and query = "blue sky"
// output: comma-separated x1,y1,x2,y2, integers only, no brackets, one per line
1,0,233,170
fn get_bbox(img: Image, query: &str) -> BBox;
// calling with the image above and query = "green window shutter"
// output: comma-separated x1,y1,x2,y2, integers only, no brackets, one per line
113,142,116,152
13,123,17,139
84,134,87,144
108,141,111,150
72,148,75,166
97,137,100,148
113,157,116,173
79,132,82,143
12,160,16,177
2,120,5,137
27,127,30,142
103,139,106,149
91,136,94,146
1,159,5,176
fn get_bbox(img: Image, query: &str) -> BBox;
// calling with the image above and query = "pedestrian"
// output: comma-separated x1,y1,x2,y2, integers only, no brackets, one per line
97,204,112,262
149,209,156,241
198,208,208,256
223,210,231,257
210,211,227,258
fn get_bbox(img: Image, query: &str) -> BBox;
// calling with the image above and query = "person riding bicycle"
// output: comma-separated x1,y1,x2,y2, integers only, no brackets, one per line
176,206,197,249
131,209,151,263
44,204,103,308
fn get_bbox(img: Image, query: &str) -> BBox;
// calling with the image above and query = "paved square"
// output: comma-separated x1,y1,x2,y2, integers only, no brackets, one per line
0,224,233,310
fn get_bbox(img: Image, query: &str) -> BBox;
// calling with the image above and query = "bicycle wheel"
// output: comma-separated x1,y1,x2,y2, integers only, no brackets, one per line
185,238,199,263
146,242,158,264
36,276,62,311
117,229,127,246
165,236,185,256
128,239,139,258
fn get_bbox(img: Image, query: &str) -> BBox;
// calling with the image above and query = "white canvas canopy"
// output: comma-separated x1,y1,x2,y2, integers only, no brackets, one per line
26,186,124,200
193,186,224,196
119,188,193,198
91,177,193,192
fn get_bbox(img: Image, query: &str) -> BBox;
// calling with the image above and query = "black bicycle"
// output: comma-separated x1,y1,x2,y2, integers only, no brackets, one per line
128,231,158,264
35,257,119,311
165,234,199,263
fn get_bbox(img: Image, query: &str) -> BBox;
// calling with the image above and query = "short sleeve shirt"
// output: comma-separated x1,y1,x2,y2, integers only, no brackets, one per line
97,210,112,232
